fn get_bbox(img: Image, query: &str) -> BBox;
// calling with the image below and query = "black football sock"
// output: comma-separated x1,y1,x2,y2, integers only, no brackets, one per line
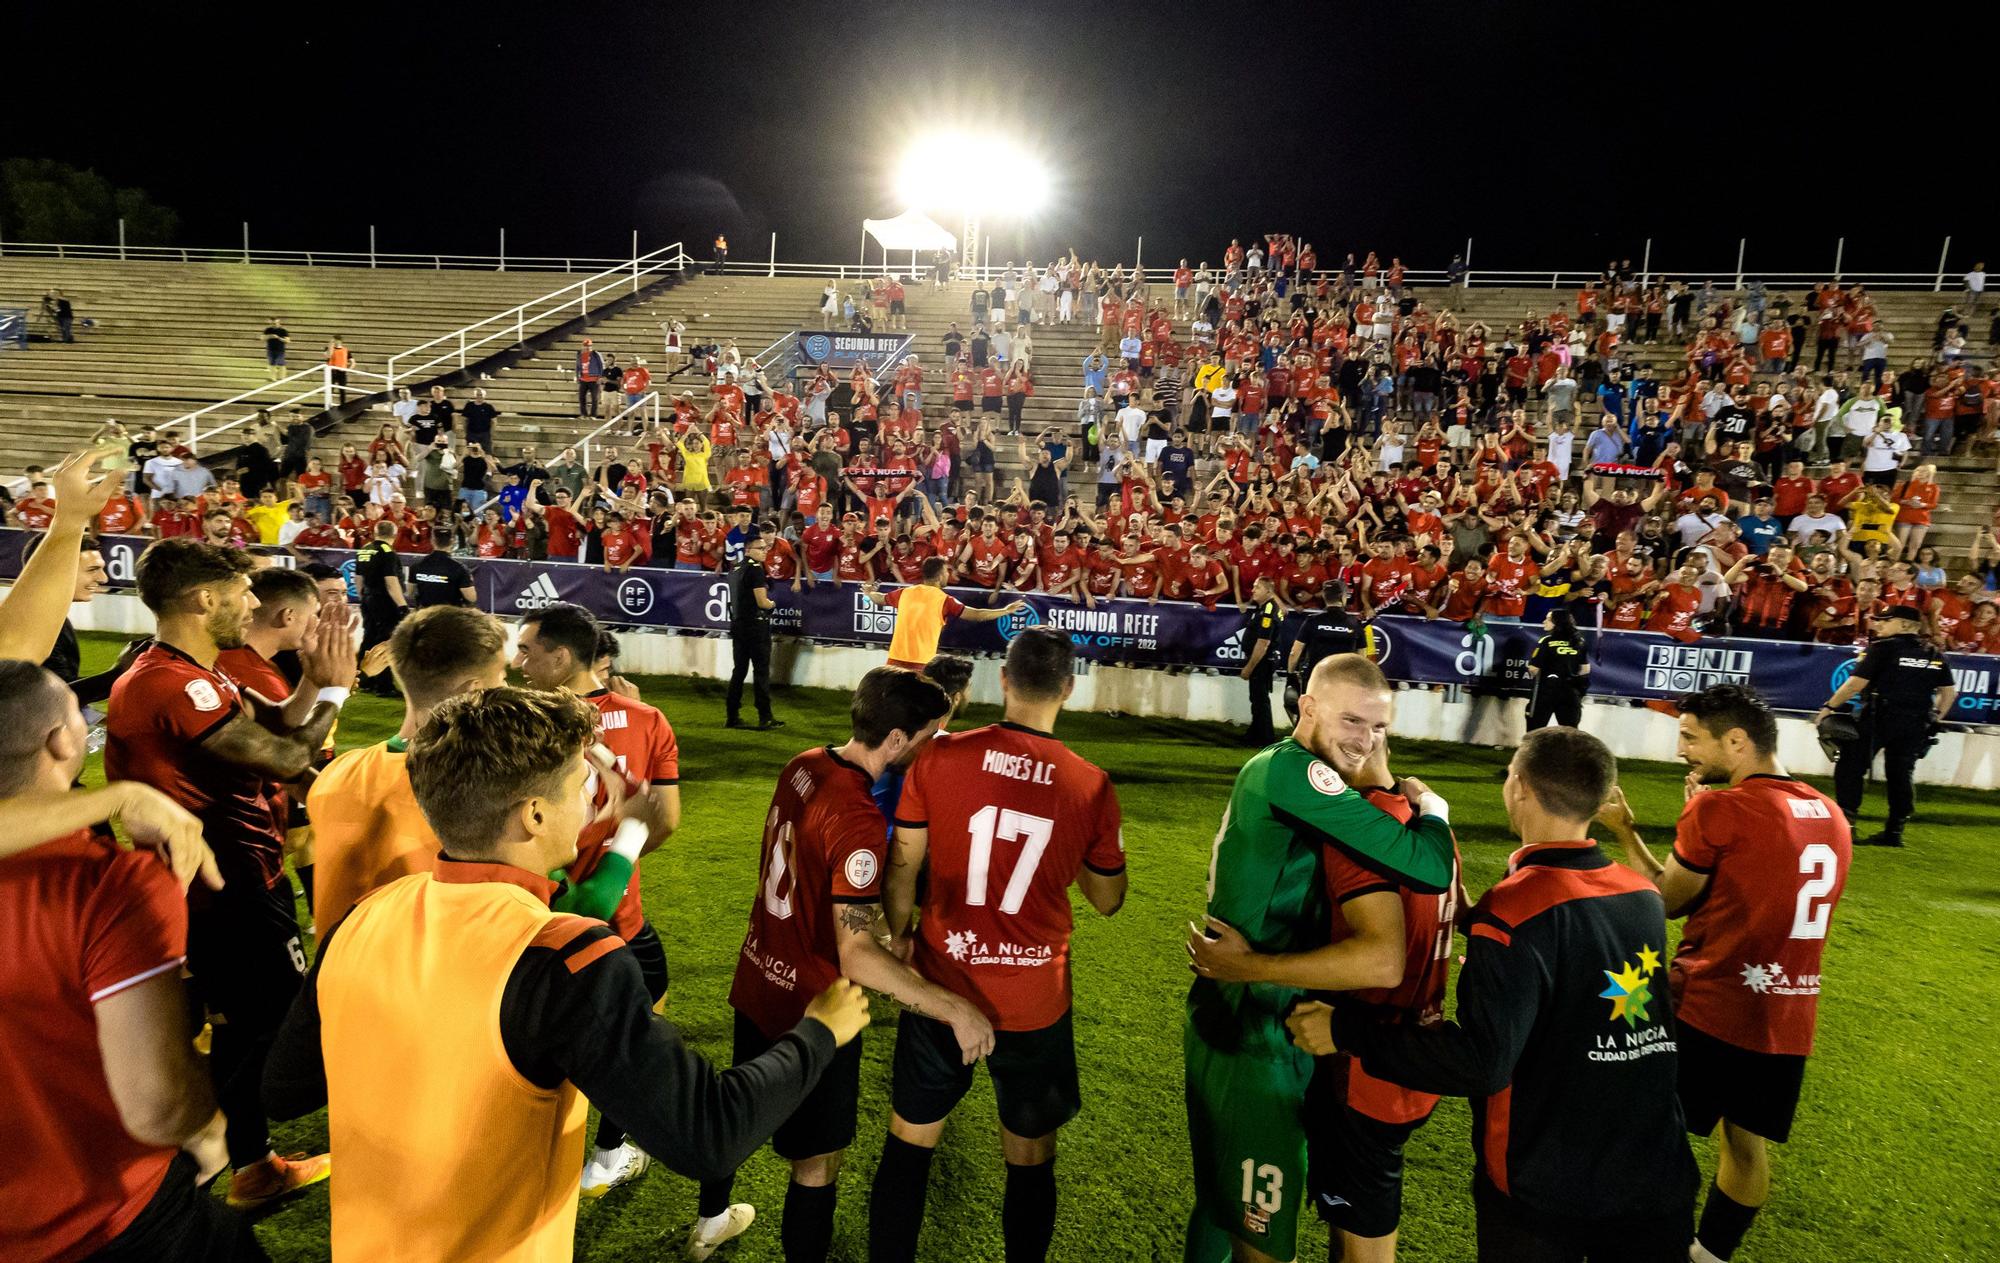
1002,1160,1057,1263
781,1180,838,1263
696,1173,735,1220
1695,1181,1761,1261
593,1112,626,1151
867,1135,935,1263
296,863,314,912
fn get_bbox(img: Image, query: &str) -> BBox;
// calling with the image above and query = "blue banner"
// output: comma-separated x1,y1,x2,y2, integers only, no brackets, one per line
793,331,906,370
6,529,1996,722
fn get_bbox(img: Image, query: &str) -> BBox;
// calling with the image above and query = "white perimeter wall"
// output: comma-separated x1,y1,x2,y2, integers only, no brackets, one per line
56,592,2000,791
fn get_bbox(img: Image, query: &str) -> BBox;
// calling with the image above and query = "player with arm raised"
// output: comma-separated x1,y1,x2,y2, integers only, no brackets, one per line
693,667,994,1263
1184,653,1455,1263
104,538,346,1208
1189,727,1465,1263
867,627,1127,1263
1596,684,1851,1263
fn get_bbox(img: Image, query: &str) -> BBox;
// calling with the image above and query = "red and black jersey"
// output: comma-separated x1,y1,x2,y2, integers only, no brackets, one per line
1324,787,1463,1125
566,691,681,940
1670,775,1850,1056
896,723,1124,1032
216,646,299,841
1332,841,1697,1226
729,747,887,1038
105,643,285,891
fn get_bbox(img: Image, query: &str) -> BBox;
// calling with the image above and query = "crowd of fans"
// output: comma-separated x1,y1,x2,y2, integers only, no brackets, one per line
6,248,2000,655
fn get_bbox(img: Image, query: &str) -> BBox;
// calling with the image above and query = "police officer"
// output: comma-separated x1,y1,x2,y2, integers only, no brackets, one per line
408,525,476,608
1814,604,1957,846
724,529,782,730
1239,576,1282,745
1284,580,1362,724
1525,607,1590,729
354,520,408,695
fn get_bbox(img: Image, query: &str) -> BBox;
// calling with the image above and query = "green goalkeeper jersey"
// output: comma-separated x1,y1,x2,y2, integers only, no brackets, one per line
1187,737,1454,1058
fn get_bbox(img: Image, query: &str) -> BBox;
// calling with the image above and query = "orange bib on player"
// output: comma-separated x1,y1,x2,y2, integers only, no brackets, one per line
318,868,592,1262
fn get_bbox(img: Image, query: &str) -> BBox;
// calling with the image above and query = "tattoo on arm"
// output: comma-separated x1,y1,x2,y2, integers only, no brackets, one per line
838,901,882,935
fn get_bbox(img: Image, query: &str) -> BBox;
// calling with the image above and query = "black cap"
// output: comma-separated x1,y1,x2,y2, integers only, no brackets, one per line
1882,604,1924,622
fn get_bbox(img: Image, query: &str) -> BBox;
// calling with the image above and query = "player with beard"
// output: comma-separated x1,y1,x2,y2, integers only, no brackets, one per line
1595,685,1851,1263
694,667,995,1262
513,602,683,1197
868,627,1127,1263
1184,654,1456,1263
106,539,349,1207
1190,725,1466,1263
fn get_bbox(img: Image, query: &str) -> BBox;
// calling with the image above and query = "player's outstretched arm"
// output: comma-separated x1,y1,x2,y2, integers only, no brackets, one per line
201,707,340,782
1597,786,1710,917
1190,892,1405,990
835,900,995,1064
1278,760,1454,894
1325,914,1539,1099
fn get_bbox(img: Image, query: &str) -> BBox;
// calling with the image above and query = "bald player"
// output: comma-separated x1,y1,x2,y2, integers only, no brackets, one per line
1185,654,1456,1263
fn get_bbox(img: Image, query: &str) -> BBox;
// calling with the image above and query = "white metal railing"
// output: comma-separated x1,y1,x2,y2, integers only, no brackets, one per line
385,242,688,389
179,362,393,451
0,239,642,273
872,333,917,389
578,392,661,470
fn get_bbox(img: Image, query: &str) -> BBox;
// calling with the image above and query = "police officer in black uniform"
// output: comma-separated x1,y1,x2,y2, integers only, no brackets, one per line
354,520,408,695
1525,607,1591,729
1239,575,1282,745
1815,604,1957,847
724,529,782,730
1285,581,1362,724
408,526,477,608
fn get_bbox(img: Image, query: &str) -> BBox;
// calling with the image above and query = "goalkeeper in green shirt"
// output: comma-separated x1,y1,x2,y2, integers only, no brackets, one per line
1184,654,1454,1263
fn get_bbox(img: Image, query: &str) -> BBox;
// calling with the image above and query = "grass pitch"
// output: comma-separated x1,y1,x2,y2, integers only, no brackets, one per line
76,635,2000,1261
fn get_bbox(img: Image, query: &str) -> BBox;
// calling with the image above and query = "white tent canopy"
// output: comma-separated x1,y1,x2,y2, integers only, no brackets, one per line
862,210,956,254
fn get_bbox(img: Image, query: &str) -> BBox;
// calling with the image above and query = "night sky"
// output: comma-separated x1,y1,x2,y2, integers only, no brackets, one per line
6,3,1978,278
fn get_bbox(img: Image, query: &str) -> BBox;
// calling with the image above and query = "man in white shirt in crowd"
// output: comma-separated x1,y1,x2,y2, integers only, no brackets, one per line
1860,417,1912,487
1675,497,1732,548
1967,261,1987,316
1809,376,1842,461
1545,415,1576,482
1832,390,1885,464
1116,397,1148,454
1786,493,1847,546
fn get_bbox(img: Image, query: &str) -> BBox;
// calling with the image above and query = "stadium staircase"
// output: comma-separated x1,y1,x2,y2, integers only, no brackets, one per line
0,259,580,469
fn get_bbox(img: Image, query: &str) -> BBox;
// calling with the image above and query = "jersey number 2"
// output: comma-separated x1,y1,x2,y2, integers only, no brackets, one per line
966,806,1054,914
1790,843,1839,940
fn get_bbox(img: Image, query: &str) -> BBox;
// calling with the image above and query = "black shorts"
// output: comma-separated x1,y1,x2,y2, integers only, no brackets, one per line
981,397,1002,413
732,1008,862,1160
185,874,306,1034
890,299,906,314
1473,1174,1691,1263
891,1007,1080,1139
1675,1020,1807,1143
954,398,973,411
1862,469,1898,487
1304,1057,1426,1238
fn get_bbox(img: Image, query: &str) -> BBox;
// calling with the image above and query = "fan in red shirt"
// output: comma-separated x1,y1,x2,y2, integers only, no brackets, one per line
1483,539,1539,618
96,489,147,535
874,628,1126,1262
104,540,345,1201
1645,562,1707,639
14,486,56,529
1600,686,1850,1263
1435,558,1489,621
711,669,992,1250
961,520,1014,591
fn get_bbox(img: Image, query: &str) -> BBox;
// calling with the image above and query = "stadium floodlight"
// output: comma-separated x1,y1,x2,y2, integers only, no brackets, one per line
896,131,1051,219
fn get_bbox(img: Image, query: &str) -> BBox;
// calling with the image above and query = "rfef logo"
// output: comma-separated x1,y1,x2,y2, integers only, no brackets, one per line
995,603,1042,642
616,575,655,617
